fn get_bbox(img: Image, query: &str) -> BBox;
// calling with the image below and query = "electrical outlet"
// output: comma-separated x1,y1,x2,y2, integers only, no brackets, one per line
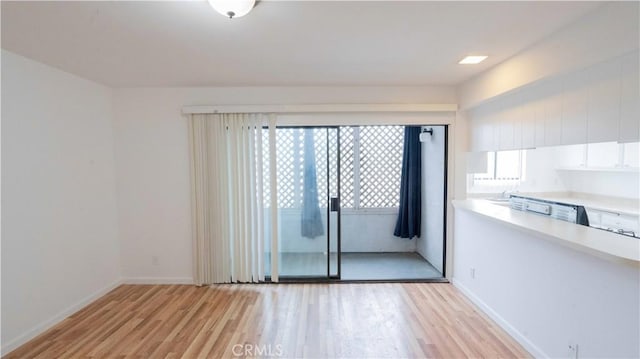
470,268,476,279
568,343,578,359
152,256,159,266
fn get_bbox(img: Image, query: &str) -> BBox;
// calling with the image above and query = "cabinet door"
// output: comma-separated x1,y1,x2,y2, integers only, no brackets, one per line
498,99,515,150
512,96,523,150
544,78,563,146
484,101,501,151
516,105,530,149
520,89,536,149
620,51,640,143
561,69,589,145
533,101,546,148
588,57,621,143
470,108,487,152
528,82,546,148
491,116,500,151
471,107,495,152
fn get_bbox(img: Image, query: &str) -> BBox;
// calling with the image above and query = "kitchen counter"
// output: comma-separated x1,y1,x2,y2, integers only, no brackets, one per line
452,199,640,264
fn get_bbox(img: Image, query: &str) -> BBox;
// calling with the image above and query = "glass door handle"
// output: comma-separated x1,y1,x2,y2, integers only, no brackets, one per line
330,197,339,212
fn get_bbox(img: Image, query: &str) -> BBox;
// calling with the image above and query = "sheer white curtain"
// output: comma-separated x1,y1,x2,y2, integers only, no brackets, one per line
189,113,276,284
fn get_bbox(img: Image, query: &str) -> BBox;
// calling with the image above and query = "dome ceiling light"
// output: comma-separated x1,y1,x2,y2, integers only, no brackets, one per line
208,0,256,19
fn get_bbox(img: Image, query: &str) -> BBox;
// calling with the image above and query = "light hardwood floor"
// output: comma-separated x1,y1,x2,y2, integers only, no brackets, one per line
5,283,531,358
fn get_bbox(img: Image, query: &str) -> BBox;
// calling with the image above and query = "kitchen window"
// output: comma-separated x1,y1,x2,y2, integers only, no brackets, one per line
472,150,526,186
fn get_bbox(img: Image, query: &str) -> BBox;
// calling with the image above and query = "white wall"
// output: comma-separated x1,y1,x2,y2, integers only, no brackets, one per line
112,86,455,282
518,147,567,193
417,126,445,272
458,1,639,109
453,111,469,200
1,51,121,353
559,171,639,199
453,209,639,358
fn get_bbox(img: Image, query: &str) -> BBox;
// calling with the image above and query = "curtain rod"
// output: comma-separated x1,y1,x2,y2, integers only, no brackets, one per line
182,103,458,114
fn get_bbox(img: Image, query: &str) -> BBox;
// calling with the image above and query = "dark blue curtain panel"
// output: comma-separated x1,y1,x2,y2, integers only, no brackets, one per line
394,126,422,239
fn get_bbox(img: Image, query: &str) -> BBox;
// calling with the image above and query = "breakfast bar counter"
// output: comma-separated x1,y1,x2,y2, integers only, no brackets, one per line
452,199,640,264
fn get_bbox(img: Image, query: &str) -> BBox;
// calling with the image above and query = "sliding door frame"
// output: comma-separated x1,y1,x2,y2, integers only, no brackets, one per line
441,125,449,278
265,123,451,283
326,126,342,281
267,125,341,283
272,124,449,283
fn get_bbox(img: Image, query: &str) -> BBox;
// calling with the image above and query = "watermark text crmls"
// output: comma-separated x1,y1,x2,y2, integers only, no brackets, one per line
232,343,284,357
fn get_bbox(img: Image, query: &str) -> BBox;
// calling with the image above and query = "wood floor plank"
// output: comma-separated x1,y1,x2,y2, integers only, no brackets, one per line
5,283,531,358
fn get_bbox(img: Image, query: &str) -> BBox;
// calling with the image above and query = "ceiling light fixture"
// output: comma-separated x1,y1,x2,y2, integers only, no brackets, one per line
208,0,256,19
458,55,488,65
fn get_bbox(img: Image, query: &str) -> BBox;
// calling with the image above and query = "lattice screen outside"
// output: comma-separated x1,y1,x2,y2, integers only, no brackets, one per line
327,128,339,199
339,127,355,208
314,129,329,208
260,128,330,208
359,126,404,208
260,126,404,209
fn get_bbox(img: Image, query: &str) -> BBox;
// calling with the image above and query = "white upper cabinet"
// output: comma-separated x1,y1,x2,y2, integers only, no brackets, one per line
498,94,518,150
619,51,640,143
470,108,485,151
544,78,564,147
587,57,622,143
469,110,482,152
470,106,494,152
511,95,523,150
467,51,638,152
561,68,590,145
520,90,536,149
526,82,546,148
497,109,513,150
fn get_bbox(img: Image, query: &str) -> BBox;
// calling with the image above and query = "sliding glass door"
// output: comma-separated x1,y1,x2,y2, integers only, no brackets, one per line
269,127,340,279
262,124,447,282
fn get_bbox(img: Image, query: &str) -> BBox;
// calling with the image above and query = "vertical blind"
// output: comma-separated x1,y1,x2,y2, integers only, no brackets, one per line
189,113,278,284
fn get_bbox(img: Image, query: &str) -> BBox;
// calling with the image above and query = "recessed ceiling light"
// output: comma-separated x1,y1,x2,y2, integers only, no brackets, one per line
459,55,488,65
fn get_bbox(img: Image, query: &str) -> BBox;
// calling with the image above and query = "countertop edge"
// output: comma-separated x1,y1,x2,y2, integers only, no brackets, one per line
452,199,640,265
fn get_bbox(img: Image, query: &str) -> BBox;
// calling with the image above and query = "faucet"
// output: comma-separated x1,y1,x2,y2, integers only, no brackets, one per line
501,189,519,199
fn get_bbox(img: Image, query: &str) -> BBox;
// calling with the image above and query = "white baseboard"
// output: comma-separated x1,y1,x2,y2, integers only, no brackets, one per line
451,278,547,359
122,277,194,285
1,278,124,356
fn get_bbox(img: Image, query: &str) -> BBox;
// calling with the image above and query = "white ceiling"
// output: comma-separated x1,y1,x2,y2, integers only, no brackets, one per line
1,1,602,87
